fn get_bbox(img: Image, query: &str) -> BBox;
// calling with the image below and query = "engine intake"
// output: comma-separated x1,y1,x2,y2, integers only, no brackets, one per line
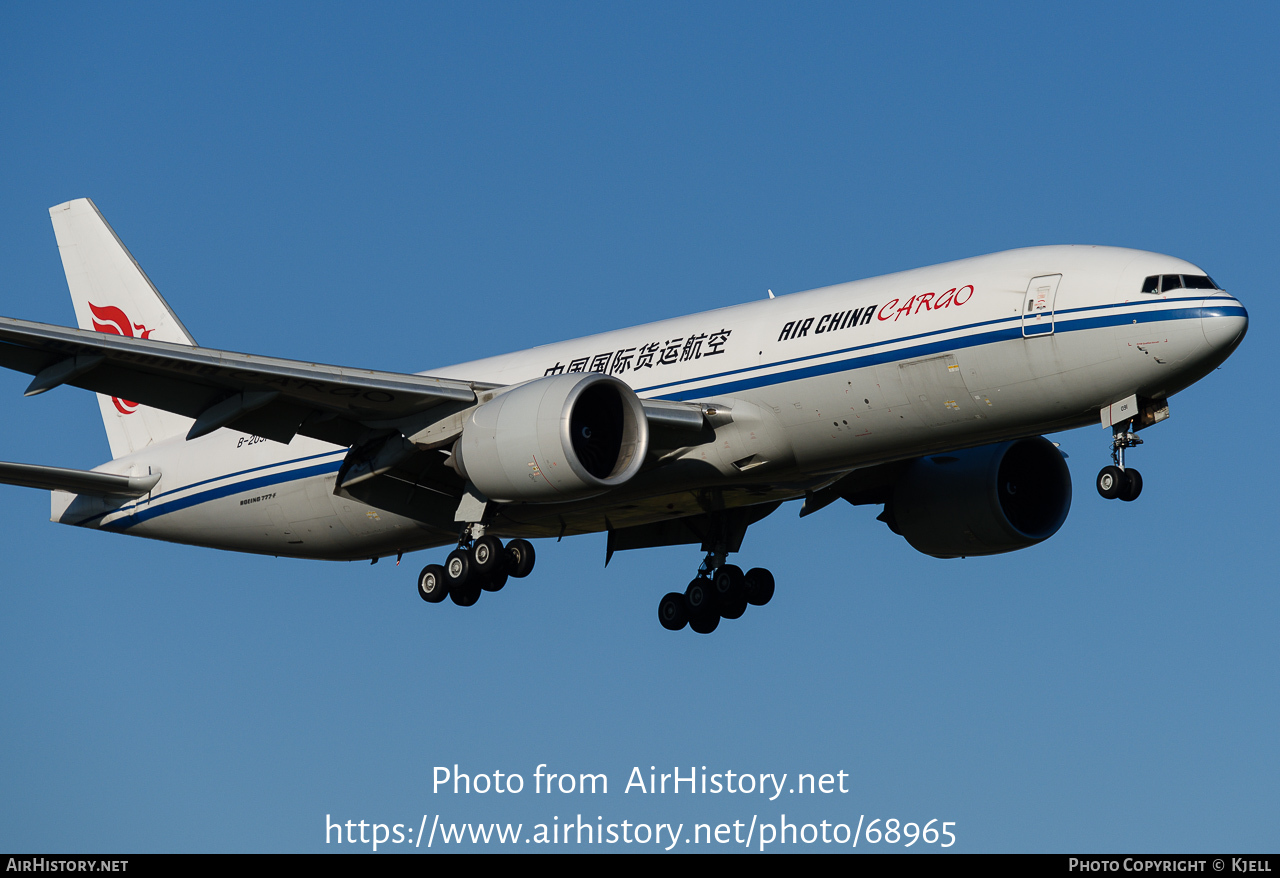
884,436,1072,558
453,373,649,502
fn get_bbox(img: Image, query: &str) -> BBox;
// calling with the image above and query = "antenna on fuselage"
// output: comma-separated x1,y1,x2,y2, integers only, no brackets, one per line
767,289,775,299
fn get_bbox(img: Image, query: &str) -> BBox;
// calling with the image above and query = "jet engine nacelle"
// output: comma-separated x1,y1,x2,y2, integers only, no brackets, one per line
885,436,1071,558
453,372,649,503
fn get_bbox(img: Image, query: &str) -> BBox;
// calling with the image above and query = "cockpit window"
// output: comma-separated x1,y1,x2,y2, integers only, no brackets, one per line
1142,274,1219,294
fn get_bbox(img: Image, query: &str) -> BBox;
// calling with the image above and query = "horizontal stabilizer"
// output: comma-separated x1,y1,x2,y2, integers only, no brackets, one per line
0,460,160,496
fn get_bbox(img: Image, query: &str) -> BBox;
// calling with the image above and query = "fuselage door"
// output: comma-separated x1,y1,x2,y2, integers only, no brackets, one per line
1022,274,1062,337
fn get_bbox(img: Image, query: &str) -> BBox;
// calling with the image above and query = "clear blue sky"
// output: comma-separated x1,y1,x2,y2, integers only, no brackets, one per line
1,2,1276,853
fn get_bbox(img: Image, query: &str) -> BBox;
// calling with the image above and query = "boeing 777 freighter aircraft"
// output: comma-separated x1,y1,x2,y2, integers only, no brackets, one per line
0,200,1249,633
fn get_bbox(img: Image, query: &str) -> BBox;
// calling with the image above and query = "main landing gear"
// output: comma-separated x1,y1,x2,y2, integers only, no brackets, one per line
657,553,775,635
417,535,537,607
1096,421,1143,502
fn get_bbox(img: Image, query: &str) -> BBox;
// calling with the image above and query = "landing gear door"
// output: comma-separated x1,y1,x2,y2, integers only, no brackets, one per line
1022,274,1061,337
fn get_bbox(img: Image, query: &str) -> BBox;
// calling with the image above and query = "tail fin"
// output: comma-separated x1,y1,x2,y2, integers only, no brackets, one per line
50,198,196,458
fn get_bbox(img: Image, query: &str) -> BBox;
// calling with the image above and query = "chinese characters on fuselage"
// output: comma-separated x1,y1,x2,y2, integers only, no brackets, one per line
540,284,974,377
544,329,731,377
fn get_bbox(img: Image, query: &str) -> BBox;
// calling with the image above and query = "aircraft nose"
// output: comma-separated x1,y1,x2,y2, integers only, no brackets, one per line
1200,296,1248,355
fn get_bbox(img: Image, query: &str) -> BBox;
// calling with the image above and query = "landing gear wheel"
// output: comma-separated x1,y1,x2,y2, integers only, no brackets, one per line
417,564,449,603
1096,465,1123,500
689,612,720,634
449,577,482,607
445,548,472,588
445,548,480,605
1119,468,1143,502
713,564,748,620
658,592,688,631
471,535,506,576
506,539,536,578
684,577,717,622
745,568,775,606
482,569,508,592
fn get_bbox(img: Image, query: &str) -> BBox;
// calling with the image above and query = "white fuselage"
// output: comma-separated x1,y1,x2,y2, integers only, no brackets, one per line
55,245,1248,560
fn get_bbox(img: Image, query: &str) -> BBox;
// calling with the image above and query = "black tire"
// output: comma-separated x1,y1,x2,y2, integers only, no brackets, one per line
506,539,536,578
1119,468,1143,502
745,568,775,606
417,564,449,603
658,592,688,631
689,612,720,634
713,564,748,619
684,577,717,620
444,548,472,588
449,577,482,607
471,535,506,575
1096,465,1123,500
481,569,508,592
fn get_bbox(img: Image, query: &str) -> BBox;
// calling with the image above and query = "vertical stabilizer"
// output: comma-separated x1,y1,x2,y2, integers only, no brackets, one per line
50,199,197,458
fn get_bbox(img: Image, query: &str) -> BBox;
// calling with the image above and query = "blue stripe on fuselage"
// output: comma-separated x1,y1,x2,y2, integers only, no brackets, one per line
98,460,344,531
652,303,1240,401
633,295,1218,395
102,300,1239,530
72,448,347,528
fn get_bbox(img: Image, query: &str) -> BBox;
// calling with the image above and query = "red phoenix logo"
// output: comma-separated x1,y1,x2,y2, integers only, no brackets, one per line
89,302,151,415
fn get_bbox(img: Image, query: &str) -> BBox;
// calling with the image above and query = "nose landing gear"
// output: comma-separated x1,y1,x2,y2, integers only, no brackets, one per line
1096,421,1143,502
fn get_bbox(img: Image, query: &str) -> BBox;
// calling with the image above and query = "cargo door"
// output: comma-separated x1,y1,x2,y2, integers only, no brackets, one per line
897,354,984,426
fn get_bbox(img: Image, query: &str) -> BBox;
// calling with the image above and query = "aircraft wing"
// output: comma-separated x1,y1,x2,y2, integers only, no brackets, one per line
0,315,483,447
